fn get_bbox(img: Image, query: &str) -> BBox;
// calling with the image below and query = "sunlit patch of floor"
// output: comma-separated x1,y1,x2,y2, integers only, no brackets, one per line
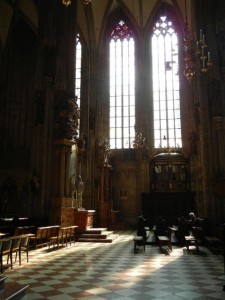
3,231,225,299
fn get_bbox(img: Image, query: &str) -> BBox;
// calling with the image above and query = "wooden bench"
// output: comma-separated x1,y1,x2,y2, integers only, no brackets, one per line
185,235,199,252
0,234,34,273
133,236,145,253
48,225,78,250
157,227,175,252
158,235,172,252
28,225,78,250
29,226,60,248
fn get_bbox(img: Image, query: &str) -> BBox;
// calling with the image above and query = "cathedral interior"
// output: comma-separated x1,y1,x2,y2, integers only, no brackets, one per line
0,0,225,235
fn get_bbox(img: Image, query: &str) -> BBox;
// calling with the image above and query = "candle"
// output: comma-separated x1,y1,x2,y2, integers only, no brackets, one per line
201,45,204,56
200,29,203,40
202,60,205,70
208,52,210,62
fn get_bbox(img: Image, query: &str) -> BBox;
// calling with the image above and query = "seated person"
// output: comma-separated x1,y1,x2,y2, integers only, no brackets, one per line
154,216,168,237
136,215,147,240
187,212,197,227
186,212,204,238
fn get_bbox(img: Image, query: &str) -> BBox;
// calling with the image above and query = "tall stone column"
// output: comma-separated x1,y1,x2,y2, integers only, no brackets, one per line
97,165,112,228
213,116,225,172
53,139,75,198
133,132,148,215
50,95,80,226
212,116,225,222
97,138,112,228
50,138,76,226
40,77,54,216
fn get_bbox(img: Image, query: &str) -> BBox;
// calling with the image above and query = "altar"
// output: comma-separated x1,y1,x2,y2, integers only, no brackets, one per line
74,209,95,232
50,197,95,230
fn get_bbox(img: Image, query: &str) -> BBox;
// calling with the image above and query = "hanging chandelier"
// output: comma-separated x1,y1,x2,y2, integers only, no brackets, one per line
62,0,91,6
183,1,212,83
132,132,146,150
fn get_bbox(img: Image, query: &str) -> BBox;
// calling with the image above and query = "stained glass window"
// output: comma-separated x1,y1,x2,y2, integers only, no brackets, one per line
152,16,182,149
109,20,135,149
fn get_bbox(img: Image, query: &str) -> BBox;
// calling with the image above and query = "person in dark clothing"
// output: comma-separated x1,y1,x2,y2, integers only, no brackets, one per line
137,215,147,240
155,216,168,236
188,212,197,225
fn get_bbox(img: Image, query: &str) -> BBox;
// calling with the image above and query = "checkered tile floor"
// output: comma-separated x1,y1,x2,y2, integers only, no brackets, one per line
4,230,225,299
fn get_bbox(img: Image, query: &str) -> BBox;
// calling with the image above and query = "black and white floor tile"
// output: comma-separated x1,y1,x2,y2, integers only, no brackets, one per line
3,230,225,299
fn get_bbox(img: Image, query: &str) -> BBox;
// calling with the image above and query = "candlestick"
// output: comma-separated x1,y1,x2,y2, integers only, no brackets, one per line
202,34,205,44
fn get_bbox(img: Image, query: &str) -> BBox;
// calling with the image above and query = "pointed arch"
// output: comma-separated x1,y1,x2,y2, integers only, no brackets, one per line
146,2,183,149
144,1,184,38
104,7,139,43
103,8,137,149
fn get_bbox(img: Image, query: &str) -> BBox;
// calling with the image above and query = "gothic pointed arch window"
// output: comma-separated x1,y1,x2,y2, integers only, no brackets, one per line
109,19,135,149
151,14,182,149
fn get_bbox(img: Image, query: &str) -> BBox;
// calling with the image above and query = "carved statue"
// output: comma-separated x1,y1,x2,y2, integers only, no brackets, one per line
69,173,76,199
75,175,84,208
98,138,111,166
54,94,80,141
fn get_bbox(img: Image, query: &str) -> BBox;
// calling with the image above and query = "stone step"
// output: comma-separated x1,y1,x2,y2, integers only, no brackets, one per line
76,228,108,235
77,237,113,243
75,227,118,243
0,281,29,300
77,232,113,239
77,234,119,243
